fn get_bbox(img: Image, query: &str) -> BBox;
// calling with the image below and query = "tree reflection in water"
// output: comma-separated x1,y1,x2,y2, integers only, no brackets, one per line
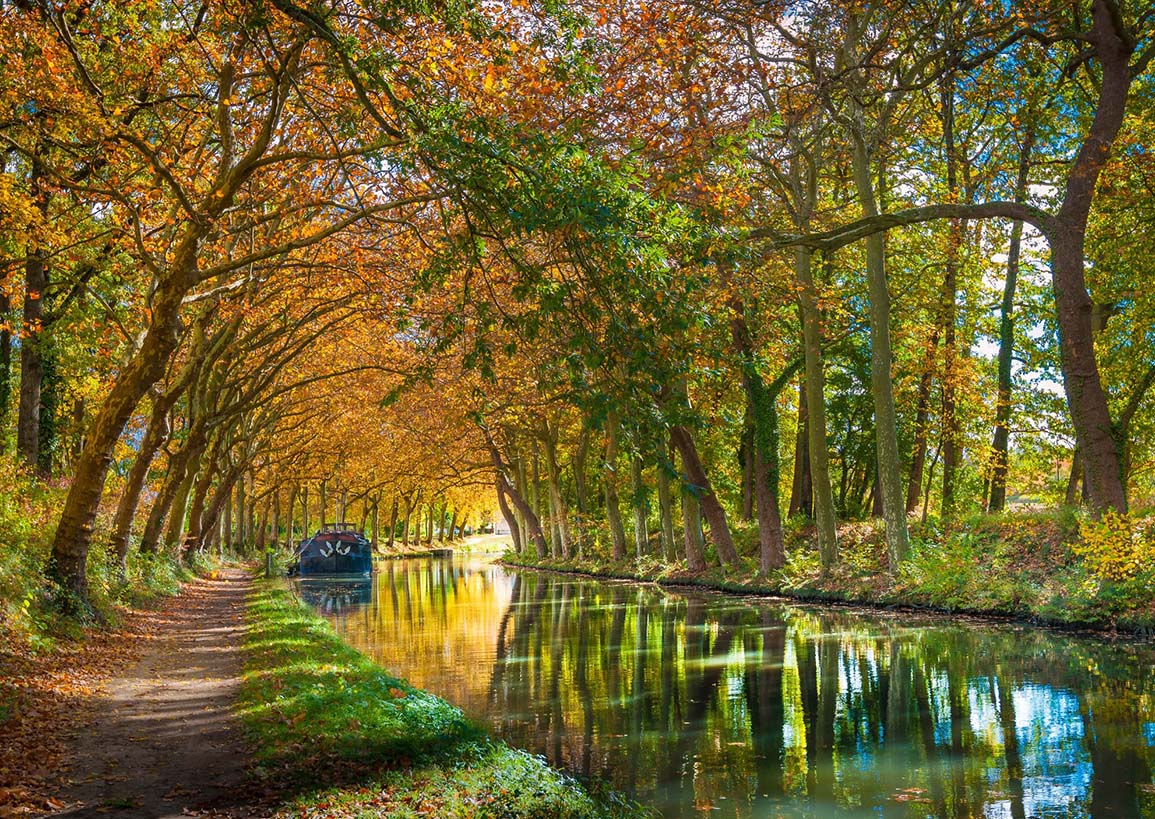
303,557,1155,818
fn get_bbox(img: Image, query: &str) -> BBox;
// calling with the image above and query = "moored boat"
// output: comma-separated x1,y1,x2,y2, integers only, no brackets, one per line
288,523,374,576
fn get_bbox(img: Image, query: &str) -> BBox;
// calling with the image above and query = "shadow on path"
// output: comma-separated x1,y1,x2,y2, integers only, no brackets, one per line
47,569,259,819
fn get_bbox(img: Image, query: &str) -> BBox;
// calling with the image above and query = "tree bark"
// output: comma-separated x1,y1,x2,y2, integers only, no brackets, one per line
0,287,10,430
181,430,225,556
46,264,199,602
670,424,740,567
988,132,1034,512
198,466,242,554
681,471,707,572
17,169,50,472
939,70,965,520
630,455,648,559
17,255,47,470
603,412,627,561
139,428,203,555
386,495,398,548
162,452,201,553
656,451,676,563
849,131,910,568
485,431,548,557
728,301,791,573
795,248,839,565
788,379,813,518
400,493,412,547
302,484,310,539
496,475,523,554
741,414,755,522
222,482,233,552
541,421,571,558
235,471,247,549
1049,0,1133,514
110,395,173,576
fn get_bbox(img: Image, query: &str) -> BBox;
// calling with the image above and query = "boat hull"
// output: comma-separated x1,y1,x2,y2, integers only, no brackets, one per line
298,552,373,576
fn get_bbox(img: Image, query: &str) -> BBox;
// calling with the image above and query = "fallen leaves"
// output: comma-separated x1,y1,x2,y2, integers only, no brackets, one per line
0,604,161,816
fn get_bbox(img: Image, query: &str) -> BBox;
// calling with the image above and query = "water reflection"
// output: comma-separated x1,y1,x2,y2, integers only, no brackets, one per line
301,557,1155,818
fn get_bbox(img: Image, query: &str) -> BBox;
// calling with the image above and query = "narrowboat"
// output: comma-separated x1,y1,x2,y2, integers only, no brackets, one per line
288,522,374,576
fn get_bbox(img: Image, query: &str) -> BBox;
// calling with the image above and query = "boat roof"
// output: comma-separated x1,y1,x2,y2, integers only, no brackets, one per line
319,522,361,533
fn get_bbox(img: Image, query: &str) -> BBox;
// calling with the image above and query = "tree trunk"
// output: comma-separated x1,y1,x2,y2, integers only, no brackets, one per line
670,424,740,567
542,423,570,558
17,258,47,470
496,476,523,554
1118,365,1155,495
603,412,627,561
199,467,242,554
222,483,233,551
235,472,247,549
17,171,50,472
849,133,910,568
656,452,676,563
788,379,813,518
272,489,282,549
988,135,1033,512
573,425,590,554
741,414,755,522
631,456,648,559
255,496,270,552
485,432,548,557
140,432,202,555
939,72,965,520
1049,1,1132,514
795,248,839,566
729,299,792,573
530,440,542,538
401,494,412,546
181,436,222,556
162,455,200,554
386,495,398,548
46,266,199,603
110,396,172,576
301,484,310,539
681,472,707,571
0,287,10,431
514,451,528,545
35,341,58,477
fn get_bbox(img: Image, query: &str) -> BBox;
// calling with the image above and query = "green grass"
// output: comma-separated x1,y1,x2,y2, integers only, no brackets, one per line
240,582,646,819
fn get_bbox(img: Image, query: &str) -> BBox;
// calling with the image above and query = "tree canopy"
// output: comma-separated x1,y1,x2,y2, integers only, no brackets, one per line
1,0,1153,609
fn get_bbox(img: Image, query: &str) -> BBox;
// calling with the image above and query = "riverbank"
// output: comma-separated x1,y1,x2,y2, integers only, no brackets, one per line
241,580,645,819
502,513,1155,638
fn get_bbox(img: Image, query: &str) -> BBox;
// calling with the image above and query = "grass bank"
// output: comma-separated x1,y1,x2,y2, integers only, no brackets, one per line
505,510,1155,637
239,581,645,819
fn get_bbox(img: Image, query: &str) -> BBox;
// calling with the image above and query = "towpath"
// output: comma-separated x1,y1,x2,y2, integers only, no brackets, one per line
45,569,258,819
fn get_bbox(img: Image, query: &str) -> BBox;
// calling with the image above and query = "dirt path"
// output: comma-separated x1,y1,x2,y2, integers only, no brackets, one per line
46,569,257,819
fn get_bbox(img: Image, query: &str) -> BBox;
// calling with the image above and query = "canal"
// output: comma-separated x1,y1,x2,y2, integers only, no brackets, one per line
296,556,1155,818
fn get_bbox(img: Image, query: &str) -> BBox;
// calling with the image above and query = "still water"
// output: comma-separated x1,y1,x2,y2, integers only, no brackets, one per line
297,557,1155,818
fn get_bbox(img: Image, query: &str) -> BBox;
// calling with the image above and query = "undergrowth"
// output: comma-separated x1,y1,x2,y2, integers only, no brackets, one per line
240,582,646,819
508,508,1155,633
0,458,219,649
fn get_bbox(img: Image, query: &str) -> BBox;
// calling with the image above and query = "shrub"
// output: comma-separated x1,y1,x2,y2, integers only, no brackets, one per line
1075,510,1153,581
